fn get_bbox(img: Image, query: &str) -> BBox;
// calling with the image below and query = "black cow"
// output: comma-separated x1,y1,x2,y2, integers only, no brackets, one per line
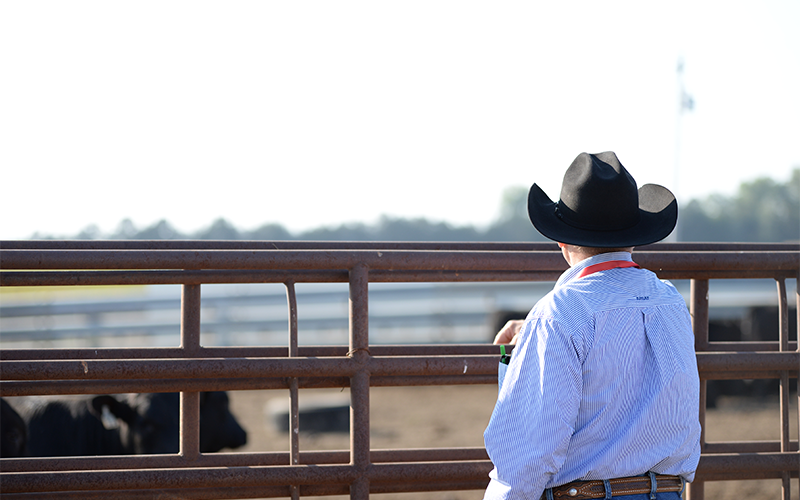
15,392,247,457
1,397,27,457
15,395,130,456
122,392,247,454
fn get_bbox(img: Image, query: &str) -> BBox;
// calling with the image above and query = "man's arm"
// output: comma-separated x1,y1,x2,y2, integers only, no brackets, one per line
484,318,582,499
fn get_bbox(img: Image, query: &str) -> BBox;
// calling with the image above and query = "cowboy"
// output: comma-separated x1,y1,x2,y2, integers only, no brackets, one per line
483,152,701,500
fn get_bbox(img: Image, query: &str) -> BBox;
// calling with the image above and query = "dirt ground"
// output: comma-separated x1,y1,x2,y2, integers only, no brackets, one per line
227,385,799,500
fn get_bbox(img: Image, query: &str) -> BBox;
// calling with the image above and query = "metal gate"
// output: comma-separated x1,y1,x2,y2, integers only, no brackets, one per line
1,241,798,499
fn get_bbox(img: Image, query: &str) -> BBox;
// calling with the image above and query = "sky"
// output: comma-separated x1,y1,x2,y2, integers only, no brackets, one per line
1,1,798,240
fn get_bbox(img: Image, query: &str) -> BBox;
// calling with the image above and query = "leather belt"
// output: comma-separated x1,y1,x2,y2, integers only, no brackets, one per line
542,474,684,499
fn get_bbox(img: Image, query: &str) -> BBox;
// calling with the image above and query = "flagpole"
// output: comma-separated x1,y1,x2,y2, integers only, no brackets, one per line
672,57,693,242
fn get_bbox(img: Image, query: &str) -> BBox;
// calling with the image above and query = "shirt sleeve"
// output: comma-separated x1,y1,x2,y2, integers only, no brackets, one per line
483,316,583,500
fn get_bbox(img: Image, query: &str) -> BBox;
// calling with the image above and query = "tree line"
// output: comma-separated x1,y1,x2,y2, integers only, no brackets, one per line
33,169,799,243
678,168,799,243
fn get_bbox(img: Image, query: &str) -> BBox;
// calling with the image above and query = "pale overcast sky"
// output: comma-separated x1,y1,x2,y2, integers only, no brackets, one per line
1,1,798,239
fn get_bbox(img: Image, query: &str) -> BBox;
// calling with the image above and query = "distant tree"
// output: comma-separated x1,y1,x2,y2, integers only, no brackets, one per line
110,218,138,239
299,222,373,241
680,168,799,242
27,232,56,240
373,216,481,242
194,218,240,240
134,220,183,240
483,187,546,242
295,216,482,242
75,224,102,240
244,223,293,240
679,194,732,241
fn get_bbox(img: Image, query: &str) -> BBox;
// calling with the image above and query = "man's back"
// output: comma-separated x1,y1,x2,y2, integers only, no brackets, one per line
484,252,701,497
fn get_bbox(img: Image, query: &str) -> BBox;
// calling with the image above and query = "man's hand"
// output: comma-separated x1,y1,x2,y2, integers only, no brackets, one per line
493,319,525,345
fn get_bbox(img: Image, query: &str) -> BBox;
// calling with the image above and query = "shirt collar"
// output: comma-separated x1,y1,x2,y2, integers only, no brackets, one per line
555,251,635,288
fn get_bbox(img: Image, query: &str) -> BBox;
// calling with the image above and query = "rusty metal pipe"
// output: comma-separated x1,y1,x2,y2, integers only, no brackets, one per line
180,284,202,461
0,464,360,494
704,441,799,454
695,352,799,373
0,344,503,361
700,370,799,381
0,460,498,495
695,452,799,475
4,268,794,287
0,240,559,251
0,357,360,381
3,240,797,252
368,460,493,483
0,486,297,500
0,248,569,271
0,355,506,382
2,249,798,273
0,447,491,474
348,264,371,500
2,353,793,393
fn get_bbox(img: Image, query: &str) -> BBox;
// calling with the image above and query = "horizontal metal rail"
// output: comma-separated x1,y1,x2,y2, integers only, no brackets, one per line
0,241,797,500
2,240,798,251
1,352,796,384
2,455,798,493
2,248,799,272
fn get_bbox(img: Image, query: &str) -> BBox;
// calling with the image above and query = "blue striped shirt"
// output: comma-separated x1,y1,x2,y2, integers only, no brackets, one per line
483,252,701,499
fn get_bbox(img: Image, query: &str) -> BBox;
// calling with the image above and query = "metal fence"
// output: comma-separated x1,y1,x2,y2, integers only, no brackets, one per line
0,241,798,500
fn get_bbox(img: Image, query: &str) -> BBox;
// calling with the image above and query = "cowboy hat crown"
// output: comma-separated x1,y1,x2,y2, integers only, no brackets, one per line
527,151,677,247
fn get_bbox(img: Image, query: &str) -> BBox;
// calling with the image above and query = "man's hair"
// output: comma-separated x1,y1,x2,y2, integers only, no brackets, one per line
574,246,634,257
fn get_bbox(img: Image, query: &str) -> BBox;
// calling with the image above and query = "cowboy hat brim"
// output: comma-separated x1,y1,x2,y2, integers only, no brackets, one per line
527,182,678,247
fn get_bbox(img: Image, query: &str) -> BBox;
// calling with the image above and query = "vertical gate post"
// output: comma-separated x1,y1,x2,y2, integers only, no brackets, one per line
348,264,371,499
286,281,301,500
180,284,202,461
776,278,792,499
688,279,709,500
794,270,800,498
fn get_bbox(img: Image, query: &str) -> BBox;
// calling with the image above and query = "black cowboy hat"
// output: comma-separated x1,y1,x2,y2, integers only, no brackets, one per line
527,151,678,247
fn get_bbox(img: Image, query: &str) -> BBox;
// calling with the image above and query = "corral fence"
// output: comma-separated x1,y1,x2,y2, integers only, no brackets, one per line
0,240,798,500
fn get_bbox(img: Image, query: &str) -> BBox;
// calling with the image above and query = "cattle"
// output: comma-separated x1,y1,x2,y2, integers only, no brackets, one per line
14,395,131,456
12,391,247,457
1,397,27,457
123,392,247,454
